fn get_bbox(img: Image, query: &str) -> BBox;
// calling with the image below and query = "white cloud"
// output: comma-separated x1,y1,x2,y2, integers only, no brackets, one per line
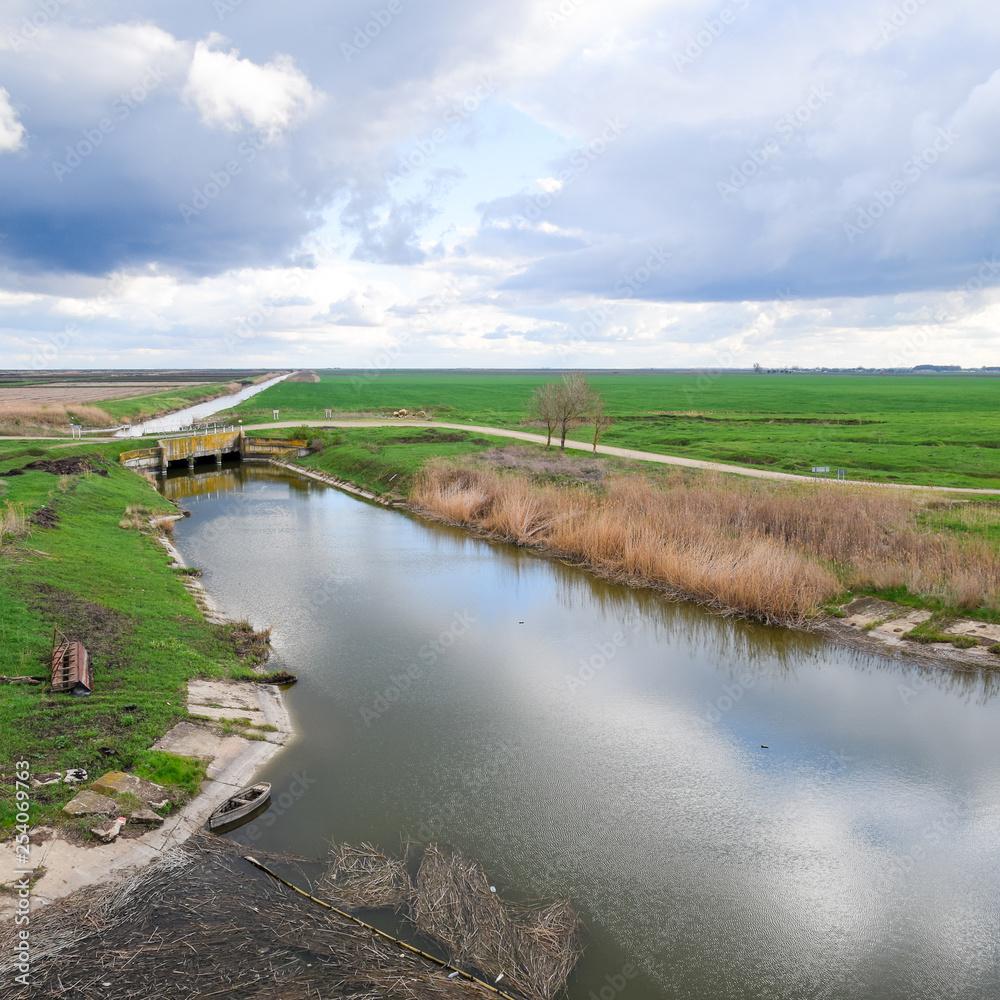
0,87,25,153
184,35,317,134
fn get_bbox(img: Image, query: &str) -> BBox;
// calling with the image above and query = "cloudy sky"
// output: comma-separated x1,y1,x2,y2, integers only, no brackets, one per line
0,0,998,370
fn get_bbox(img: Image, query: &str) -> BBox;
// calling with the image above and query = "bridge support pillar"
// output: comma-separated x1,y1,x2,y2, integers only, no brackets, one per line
159,449,168,476
187,456,195,469
214,451,223,465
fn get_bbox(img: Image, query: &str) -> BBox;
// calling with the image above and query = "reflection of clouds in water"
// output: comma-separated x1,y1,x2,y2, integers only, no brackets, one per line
170,466,1000,1000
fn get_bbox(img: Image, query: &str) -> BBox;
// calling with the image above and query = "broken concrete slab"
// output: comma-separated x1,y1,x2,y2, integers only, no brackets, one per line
90,771,166,803
90,818,125,843
63,790,117,817
128,807,163,827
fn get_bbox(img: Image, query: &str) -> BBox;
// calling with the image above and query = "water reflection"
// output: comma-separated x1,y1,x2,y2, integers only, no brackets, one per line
164,466,1000,1000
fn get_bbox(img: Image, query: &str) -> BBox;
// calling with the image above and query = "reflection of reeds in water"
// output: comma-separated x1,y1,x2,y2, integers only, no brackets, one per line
412,464,1000,624
317,842,582,1000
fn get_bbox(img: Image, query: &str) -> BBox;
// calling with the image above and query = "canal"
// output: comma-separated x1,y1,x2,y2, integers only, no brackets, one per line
163,463,1000,1000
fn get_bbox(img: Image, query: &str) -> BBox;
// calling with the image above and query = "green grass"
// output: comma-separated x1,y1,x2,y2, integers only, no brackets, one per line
272,425,510,496
224,371,1000,489
0,442,248,830
100,382,239,423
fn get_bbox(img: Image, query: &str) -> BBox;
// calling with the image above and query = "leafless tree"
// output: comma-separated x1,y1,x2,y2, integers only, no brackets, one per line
592,396,613,453
529,382,561,449
553,372,596,450
530,373,598,450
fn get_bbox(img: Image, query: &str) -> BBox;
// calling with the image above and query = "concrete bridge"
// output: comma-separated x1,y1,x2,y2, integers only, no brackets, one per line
120,429,307,474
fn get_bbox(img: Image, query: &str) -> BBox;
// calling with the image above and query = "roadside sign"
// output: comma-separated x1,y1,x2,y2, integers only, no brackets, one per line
811,466,830,473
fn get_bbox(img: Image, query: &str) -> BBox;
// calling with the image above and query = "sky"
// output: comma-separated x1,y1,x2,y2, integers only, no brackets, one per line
0,0,998,371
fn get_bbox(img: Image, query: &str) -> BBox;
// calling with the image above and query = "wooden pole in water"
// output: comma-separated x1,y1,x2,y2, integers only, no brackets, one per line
243,855,519,1000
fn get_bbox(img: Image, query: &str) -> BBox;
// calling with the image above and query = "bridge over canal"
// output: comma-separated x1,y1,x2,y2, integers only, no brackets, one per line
120,429,307,474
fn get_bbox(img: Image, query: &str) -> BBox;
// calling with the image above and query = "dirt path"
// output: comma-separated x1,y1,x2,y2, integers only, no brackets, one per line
247,419,1000,495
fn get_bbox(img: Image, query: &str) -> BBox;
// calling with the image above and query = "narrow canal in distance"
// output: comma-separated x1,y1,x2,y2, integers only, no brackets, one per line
163,463,1000,1000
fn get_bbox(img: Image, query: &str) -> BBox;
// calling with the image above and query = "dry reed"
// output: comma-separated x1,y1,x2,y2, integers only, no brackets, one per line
0,836,506,1000
412,464,1000,623
0,500,29,542
320,842,413,909
0,402,112,430
410,844,581,1000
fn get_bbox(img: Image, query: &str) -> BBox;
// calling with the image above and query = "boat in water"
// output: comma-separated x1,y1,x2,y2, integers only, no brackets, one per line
207,782,271,832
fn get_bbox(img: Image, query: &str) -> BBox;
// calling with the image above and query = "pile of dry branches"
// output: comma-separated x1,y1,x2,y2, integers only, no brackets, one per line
410,845,580,1000
320,841,413,909
0,836,502,1000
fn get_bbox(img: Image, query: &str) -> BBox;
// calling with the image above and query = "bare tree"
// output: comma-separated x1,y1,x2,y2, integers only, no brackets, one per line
529,382,561,449
591,396,613,453
554,372,595,451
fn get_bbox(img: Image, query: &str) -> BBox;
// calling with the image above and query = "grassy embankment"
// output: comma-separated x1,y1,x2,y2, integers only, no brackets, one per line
99,381,243,424
226,371,1000,489
254,423,1000,638
0,440,263,834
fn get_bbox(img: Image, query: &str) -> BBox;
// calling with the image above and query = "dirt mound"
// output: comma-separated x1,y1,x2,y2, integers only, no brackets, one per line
2,455,109,477
29,506,60,529
286,369,320,382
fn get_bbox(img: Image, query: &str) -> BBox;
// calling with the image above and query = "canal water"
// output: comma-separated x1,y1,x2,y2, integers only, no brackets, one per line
115,373,288,438
163,463,1000,1000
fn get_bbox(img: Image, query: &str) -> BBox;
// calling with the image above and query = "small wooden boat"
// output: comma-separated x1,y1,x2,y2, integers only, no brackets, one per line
207,782,271,831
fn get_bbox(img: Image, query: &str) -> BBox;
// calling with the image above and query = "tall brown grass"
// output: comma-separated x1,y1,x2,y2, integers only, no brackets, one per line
0,402,113,430
1,501,29,542
412,465,1000,624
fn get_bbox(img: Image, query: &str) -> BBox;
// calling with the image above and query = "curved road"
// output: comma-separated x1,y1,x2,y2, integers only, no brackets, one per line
243,418,1000,496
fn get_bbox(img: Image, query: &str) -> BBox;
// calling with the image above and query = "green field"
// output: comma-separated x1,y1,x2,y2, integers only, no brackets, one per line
225,372,1000,489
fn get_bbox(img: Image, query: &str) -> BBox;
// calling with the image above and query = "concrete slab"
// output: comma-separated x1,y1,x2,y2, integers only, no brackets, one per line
948,620,1000,642
62,790,117,817
872,610,934,636
90,771,166,803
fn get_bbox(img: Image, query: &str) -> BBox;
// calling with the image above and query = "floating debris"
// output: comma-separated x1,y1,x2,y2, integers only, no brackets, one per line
319,841,412,910
0,835,511,1000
